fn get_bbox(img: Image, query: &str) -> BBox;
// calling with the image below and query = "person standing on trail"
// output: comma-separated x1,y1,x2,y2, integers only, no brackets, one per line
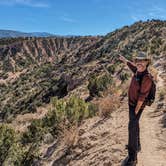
119,52,153,166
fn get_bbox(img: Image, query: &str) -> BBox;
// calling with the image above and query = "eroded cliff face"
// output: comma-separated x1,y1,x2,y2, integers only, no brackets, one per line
0,36,101,72
0,36,106,119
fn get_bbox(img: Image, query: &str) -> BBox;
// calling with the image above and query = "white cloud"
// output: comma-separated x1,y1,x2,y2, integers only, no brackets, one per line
0,0,49,8
147,6,166,19
58,13,77,23
130,5,166,21
60,16,76,23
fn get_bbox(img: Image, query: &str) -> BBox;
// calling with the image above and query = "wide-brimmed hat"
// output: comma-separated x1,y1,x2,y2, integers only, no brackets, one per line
133,52,151,63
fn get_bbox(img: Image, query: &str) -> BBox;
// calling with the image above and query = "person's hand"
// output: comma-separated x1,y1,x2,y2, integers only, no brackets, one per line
135,109,139,115
119,55,127,63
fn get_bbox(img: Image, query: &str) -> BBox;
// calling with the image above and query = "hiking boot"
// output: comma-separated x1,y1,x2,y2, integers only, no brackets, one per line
123,156,137,166
137,144,141,152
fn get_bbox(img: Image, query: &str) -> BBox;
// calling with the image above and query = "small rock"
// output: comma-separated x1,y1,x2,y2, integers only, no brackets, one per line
43,133,54,144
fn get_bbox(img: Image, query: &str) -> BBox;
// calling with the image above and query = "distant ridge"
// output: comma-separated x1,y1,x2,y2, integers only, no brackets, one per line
0,29,55,38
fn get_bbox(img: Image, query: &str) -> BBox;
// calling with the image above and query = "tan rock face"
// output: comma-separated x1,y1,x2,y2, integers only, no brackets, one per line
0,36,101,72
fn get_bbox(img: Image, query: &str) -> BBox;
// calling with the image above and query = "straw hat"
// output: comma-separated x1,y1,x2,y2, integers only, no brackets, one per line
133,52,151,65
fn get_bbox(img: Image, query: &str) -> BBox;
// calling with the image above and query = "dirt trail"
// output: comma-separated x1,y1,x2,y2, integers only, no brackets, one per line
137,106,166,166
137,71,166,166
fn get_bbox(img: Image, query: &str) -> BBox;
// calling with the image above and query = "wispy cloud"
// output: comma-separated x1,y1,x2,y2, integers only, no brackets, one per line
58,13,77,23
60,16,76,23
0,0,49,8
130,5,166,21
148,6,166,19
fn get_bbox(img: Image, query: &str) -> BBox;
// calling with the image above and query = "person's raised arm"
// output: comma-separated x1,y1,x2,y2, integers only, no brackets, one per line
119,54,137,73
119,55,129,65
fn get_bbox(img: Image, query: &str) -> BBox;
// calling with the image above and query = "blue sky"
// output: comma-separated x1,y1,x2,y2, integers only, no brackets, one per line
0,0,166,35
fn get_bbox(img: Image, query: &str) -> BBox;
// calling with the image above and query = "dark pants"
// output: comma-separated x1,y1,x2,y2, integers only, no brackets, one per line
128,104,145,160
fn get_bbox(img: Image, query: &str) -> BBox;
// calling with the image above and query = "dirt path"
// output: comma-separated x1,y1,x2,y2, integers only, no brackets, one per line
137,71,166,166
137,106,166,166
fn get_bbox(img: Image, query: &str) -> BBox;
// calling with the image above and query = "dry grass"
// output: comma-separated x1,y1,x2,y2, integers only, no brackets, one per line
102,84,117,96
98,95,120,118
61,124,79,148
91,81,127,118
149,66,158,82
158,88,166,101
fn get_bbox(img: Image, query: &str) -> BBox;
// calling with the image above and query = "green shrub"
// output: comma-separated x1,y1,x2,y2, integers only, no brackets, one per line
22,119,47,144
0,97,97,164
1,105,15,122
0,124,41,165
119,72,129,83
22,95,96,144
47,96,96,127
107,65,116,74
0,72,8,79
42,97,66,135
66,96,93,124
21,143,40,166
159,88,165,101
0,124,16,163
0,124,25,165
88,73,113,97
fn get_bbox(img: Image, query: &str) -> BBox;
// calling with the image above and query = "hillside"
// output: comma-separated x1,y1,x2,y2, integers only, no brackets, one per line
0,36,103,120
0,20,165,120
0,30,54,38
0,19,166,165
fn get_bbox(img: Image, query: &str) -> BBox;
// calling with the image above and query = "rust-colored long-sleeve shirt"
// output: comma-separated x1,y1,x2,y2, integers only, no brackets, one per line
127,61,152,106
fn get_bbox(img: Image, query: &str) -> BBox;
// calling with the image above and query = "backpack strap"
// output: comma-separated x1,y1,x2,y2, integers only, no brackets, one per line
135,70,153,87
134,70,144,86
